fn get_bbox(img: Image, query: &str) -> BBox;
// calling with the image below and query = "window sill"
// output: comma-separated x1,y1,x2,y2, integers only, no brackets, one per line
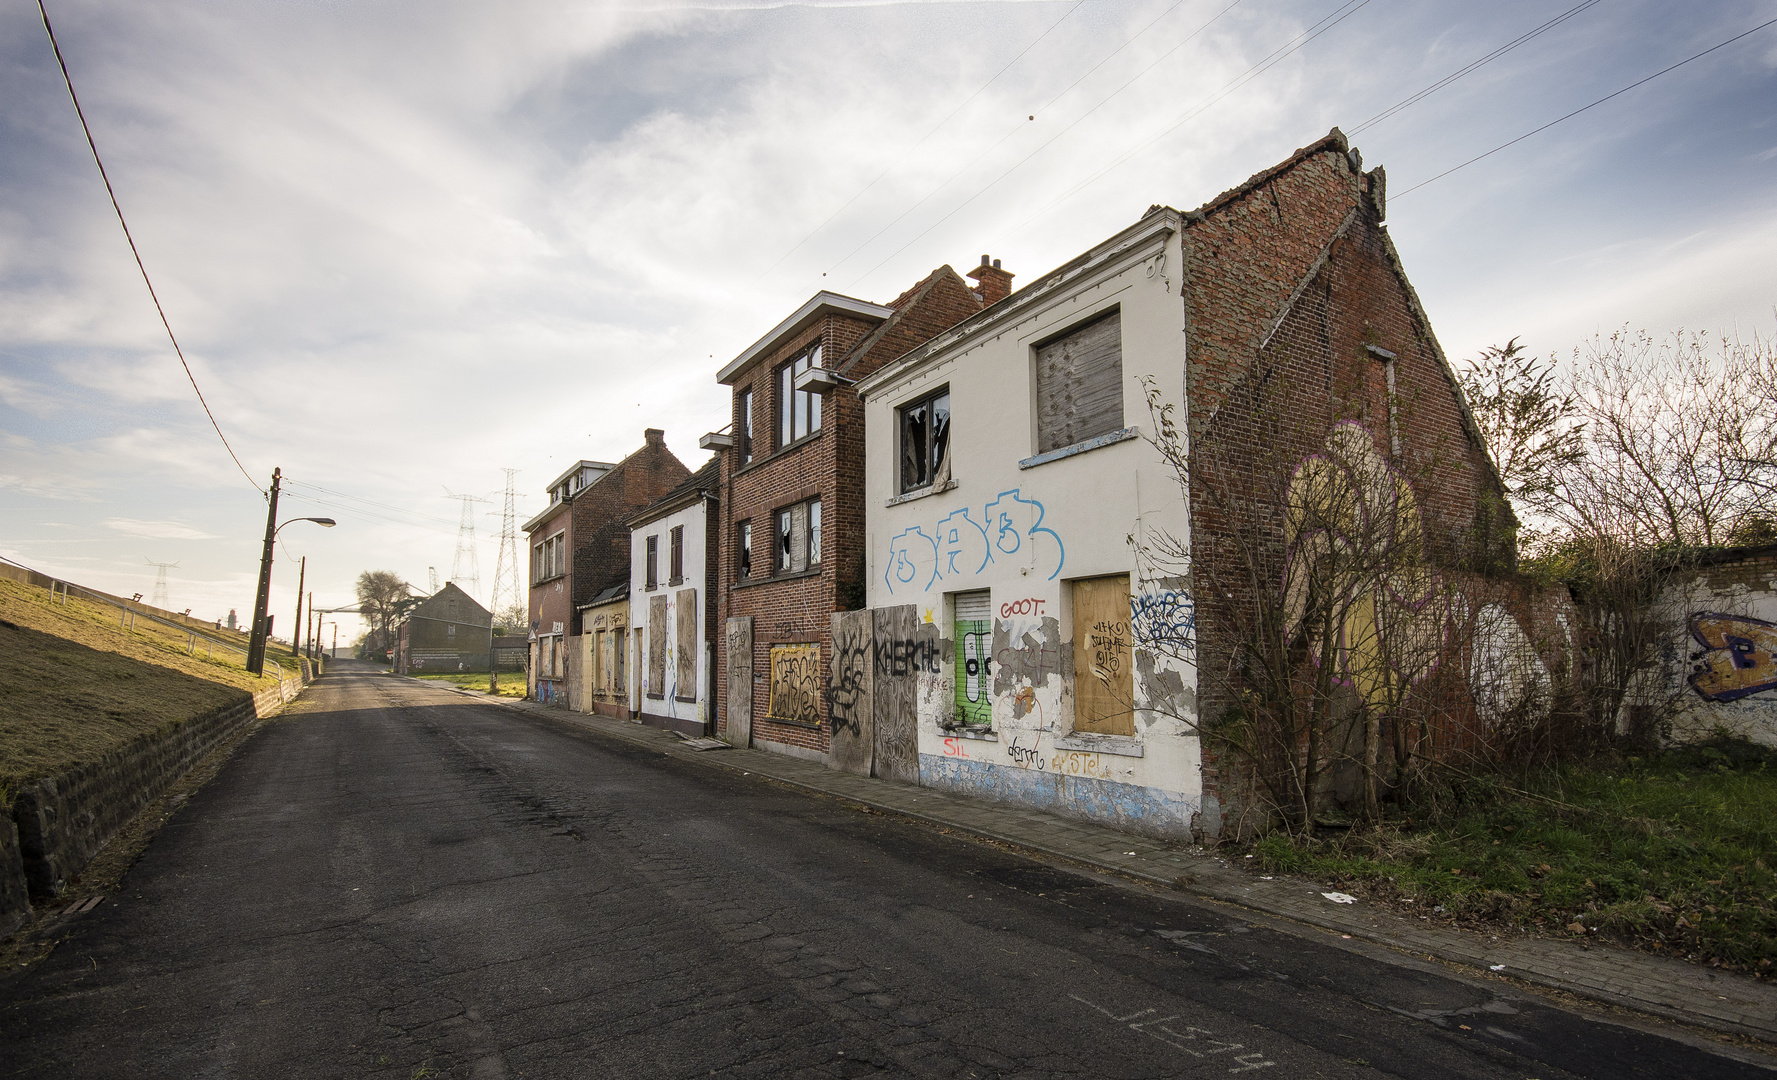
643,584,659,592
1054,732,1143,757
1018,427,1139,470
733,430,825,478
731,567,823,590
943,726,997,742
763,715,822,730
531,574,567,587
674,694,698,703
885,479,957,508
645,692,665,700
668,577,684,588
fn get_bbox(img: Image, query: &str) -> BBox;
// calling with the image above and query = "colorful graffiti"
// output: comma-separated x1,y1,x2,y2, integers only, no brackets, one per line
1283,422,1448,709
1690,612,1777,702
884,487,1065,595
767,644,821,724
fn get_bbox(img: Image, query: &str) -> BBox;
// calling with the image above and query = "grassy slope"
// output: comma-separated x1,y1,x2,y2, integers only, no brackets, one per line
0,578,302,800
1255,743,1777,977
414,671,527,698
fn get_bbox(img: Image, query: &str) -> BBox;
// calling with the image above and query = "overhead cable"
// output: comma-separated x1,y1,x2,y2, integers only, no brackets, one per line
37,0,262,494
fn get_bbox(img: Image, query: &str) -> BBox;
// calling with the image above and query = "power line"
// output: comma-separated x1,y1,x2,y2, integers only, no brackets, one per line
1394,14,1777,199
1347,0,1607,137
36,0,261,494
825,0,1250,283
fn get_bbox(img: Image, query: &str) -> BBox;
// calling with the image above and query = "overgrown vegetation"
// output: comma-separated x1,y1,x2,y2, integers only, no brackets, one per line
1253,735,1777,976
413,670,526,698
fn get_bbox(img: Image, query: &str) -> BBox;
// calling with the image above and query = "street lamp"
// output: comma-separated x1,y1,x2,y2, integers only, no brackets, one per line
246,466,337,675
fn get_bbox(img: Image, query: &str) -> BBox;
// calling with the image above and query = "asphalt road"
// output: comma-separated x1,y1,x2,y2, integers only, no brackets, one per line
2,662,1768,1079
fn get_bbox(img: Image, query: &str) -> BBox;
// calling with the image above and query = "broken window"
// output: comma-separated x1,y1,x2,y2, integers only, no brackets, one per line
778,343,824,448
738,520,753,579
775,498,821,574
899,387,951,493
739,388,754,465
1035,309,1123,454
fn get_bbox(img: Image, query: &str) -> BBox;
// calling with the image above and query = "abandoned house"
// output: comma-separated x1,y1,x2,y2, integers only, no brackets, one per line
627,458,721,735
393,582,493,674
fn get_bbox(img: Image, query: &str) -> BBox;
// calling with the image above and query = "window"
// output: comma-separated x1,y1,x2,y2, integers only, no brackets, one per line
899,387,951,492
778,343,824,447
533,532,566,583
1035,309,1123,454
669,526,684,585
645,534,659,589
739,389,754,465
738,521,753,579
775,498,821,574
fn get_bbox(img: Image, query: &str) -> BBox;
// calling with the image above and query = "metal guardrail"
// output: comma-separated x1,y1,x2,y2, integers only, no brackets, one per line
1,555,287,684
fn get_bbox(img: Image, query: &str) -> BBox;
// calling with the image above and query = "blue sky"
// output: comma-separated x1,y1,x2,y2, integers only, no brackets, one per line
2,0,1773,641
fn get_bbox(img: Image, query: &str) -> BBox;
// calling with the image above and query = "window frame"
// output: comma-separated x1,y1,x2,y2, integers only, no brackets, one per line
669,525,685,585
897,385,952,494
777,342,824,449
1033,307,1124,455
773,496,822,575
737,519,753,580
738,388,754,465
644,534,659,590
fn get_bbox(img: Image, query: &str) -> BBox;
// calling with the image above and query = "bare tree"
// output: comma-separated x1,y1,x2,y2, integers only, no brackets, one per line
355,570,414,662
1457,339,1585,524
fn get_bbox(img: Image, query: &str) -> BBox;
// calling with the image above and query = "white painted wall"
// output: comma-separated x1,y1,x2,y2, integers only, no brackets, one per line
1654,560,1777,744
859,213,1201,837
629,499,711,727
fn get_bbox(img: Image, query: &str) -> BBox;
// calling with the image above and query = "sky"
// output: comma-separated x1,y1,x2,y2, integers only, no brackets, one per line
1,0,1773,645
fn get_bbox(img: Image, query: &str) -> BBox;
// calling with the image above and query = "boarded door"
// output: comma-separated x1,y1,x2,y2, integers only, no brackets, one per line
1072,574,1134,735
828,610,874,775
725,617,752,747
648,595,668,698
953,590,993,728
873,604,923,784
675,589,698,701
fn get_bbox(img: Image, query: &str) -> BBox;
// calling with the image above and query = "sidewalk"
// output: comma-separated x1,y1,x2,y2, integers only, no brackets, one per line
452,683,1777,1045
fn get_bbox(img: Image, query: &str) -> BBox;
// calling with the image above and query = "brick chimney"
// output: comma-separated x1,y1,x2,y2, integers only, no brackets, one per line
967,255,1014,307
644,427,665,447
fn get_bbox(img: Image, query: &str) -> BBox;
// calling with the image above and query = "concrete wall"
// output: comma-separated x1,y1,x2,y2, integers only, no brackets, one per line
1,670,311,938
631,499,712,735
1655,547,1777,744
860,214,1201,839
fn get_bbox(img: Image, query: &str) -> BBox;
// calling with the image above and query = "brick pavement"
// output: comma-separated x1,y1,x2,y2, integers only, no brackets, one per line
456,682,1777,1045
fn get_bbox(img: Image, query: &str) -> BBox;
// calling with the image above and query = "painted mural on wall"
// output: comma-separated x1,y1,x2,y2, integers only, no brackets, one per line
1689,612,1777,702
884,488,1065,595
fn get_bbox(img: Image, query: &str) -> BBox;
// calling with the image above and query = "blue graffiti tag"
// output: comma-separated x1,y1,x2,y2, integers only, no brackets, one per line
884,489,1066,595
1130,588,1196,658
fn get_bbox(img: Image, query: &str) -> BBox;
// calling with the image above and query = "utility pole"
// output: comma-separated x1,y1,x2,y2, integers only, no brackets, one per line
294,556,306,661
247,468,282,675
331,622,338,659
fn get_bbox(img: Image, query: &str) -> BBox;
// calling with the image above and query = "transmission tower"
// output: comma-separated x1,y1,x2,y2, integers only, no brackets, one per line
489,468,523,627
427,566,440,594
145,558,179,609
443,490,489,602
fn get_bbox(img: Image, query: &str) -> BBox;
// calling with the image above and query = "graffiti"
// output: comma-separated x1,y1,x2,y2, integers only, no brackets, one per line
1089,617,1131,684
999,597,1047,618
994,616,1067,696
768,644,821,724
829,625,869,734
1006,732,1044,769
1467,602,1551,725
877,637,942,676
1283,422,1448,709
1049,751,1111,779
1690,612,1777,702
883,488,1066,595
941,737,970,757
1130,588,1195,659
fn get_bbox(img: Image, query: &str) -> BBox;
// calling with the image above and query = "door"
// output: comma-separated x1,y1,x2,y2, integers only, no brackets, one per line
725,616,752,747
952,590,992,728
1072,574,1134,736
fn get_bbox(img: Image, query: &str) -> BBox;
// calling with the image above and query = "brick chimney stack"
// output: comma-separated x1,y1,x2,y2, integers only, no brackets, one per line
967,255,1014,307
644,427,665,446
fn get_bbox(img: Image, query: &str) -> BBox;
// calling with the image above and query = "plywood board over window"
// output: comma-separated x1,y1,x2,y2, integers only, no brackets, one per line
768,643,821,725
1072,574,1134,736
675,588,698,701
648,594,668,698
1035,310,1123,454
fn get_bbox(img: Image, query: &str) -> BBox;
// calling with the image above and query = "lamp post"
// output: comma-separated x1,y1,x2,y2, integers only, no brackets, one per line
246,466,336,675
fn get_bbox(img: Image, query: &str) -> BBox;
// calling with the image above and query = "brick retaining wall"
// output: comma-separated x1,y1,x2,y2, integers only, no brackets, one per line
0,669,311,938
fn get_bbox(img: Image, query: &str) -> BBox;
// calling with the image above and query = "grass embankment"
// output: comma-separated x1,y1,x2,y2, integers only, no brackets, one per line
1253,741,1777,977
414,671,527,698
0,577,302,803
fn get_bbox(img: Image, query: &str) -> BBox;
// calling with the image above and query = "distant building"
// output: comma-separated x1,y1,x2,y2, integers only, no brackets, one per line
393,582,492,674
579,582,631,718
628,459,720,735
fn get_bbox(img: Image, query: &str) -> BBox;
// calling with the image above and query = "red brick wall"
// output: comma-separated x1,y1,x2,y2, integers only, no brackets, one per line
566,430,691,632
526,503,574,636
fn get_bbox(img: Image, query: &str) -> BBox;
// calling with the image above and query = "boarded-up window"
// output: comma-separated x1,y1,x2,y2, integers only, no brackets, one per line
1035,310,1123,454
675,588,698,701
953,590,992,728
593,629,605,690
1072,574,1133,736
768,643,821,724
648,594,668,698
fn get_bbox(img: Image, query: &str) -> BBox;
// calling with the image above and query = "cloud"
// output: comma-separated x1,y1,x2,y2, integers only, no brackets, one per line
103,518,219,540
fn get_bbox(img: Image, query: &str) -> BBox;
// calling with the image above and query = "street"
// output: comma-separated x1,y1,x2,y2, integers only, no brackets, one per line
1,662,1766,1079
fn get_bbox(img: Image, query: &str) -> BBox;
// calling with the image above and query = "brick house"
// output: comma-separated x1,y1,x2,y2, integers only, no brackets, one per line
392,582,492,675
628,458,720,735
523,430,691,706
710,266,1000,760
844,129,1552,840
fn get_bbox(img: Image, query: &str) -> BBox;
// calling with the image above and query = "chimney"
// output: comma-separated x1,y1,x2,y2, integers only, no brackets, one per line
967,255,1014,307
644,427,665,447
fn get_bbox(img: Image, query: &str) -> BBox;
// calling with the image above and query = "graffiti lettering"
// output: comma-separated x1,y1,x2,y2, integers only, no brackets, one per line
1690,612,1777,702
876,637,942,676
883,488,1066,595
768,644,821,724
1130,589,1195,658
1006,732,1044,769
942,737,970,757
828,625,868,735
1049,751,1111,779
999,598,1047,618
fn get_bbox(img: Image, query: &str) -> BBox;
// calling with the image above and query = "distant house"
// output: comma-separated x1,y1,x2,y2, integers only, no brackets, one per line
523,430,691,707
578,581,631,718
628,459,720,735
393,582,492,674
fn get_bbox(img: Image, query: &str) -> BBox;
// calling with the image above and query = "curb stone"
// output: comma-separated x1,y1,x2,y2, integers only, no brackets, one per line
426,679,1777,1046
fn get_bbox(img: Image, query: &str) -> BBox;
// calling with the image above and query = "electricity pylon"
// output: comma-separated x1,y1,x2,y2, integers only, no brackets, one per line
443,490,489,603
145,558,179,610
489,468,523,627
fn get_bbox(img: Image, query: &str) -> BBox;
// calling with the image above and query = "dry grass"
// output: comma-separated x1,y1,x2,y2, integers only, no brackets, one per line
0,578,300,803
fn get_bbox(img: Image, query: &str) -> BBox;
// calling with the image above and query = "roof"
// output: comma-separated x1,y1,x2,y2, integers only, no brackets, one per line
716,291,895,384
545,459,615,495
580,580,630,609
628,457,719,528
406,581,491,627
